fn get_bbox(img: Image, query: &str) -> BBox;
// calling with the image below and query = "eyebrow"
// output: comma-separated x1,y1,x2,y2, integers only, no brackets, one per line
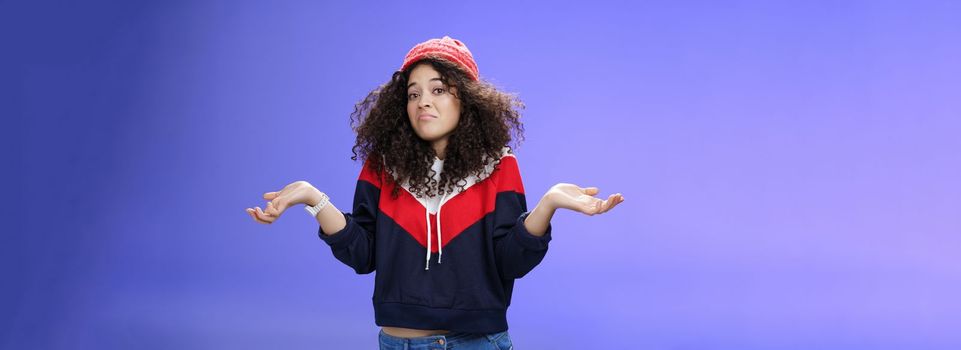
408,78,443,88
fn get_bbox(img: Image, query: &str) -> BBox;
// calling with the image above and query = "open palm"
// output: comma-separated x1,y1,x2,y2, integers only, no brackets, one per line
547,183,624,216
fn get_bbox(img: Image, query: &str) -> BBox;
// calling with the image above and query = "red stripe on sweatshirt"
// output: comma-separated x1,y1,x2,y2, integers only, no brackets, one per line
364,155,524,251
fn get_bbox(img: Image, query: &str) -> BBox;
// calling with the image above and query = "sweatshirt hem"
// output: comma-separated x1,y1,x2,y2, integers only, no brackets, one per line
374,302,508,334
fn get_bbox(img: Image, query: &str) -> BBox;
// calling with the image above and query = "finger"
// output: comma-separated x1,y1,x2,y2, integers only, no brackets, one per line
256,207,276,223
606,199,623,213
609,193,625,208
270,197,288,213
263,191,279,200
582,187,599,195
593,194,616,215
600,194,619,213
581,198,601,216
250,211,270,224
602,194,625,213
254,207,276,223
265,201,279,216
604,193,621,211
259,205,275,217
267,201,287,216
247,208,270,224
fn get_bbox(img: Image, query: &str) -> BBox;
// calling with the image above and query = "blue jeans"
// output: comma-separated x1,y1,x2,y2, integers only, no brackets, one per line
378,329,513,350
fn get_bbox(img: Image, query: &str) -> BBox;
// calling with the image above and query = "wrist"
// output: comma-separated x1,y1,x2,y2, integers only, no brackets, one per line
304,189,330,218
524,193,556,237
539,192,559,213
305,187,324,206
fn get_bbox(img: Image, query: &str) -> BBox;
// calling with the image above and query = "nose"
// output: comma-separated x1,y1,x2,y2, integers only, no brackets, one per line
418,93,432,109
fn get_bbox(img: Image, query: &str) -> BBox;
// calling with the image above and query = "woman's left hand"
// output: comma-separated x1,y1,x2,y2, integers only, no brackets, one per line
545,183,624,216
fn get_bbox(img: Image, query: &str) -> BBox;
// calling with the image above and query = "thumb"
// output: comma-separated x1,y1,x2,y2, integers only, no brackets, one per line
582,187,599,195
263,191,279,200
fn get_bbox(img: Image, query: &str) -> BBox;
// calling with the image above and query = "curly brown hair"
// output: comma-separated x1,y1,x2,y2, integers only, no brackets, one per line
350,58,525,199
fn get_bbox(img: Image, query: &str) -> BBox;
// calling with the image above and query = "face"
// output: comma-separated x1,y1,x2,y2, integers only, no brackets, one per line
406,63,461,151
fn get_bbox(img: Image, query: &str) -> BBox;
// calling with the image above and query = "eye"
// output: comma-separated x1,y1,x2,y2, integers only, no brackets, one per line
432,87,446,95
407,92,419,100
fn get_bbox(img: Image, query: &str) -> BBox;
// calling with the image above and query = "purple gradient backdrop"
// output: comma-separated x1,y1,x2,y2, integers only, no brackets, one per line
5,0,960,349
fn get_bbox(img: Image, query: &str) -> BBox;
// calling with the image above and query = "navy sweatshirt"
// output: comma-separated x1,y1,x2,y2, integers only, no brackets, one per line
318,147,552,333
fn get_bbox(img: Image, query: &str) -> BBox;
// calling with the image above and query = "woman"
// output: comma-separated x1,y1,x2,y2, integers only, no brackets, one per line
246,36,624,349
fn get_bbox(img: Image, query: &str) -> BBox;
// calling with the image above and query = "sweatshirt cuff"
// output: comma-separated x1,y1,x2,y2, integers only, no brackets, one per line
511,211,552,251
318,212,356,248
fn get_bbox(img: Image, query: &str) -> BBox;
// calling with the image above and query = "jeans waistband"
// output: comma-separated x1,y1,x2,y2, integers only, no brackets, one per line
378,329,487,348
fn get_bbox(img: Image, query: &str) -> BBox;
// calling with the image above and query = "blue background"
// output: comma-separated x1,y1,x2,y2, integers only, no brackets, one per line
4,0,960,349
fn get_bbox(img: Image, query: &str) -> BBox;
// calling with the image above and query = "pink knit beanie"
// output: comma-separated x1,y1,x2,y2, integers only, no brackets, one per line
400,36,480,81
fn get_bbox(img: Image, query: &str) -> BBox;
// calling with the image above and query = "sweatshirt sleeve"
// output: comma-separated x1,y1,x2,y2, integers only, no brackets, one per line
318,159,382,274
491,155,553,280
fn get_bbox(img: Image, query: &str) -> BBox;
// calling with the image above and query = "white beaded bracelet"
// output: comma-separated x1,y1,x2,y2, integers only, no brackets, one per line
304,192,330,218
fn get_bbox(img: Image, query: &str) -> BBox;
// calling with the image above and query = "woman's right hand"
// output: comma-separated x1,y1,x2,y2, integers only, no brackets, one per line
245,181,323,224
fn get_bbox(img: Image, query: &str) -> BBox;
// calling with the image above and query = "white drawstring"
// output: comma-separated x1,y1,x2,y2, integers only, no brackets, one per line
424,191,448,270
437,192,446,264
425,205,431,270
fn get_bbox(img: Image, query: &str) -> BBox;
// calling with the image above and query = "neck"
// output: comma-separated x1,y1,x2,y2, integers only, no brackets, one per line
432,139,448,160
